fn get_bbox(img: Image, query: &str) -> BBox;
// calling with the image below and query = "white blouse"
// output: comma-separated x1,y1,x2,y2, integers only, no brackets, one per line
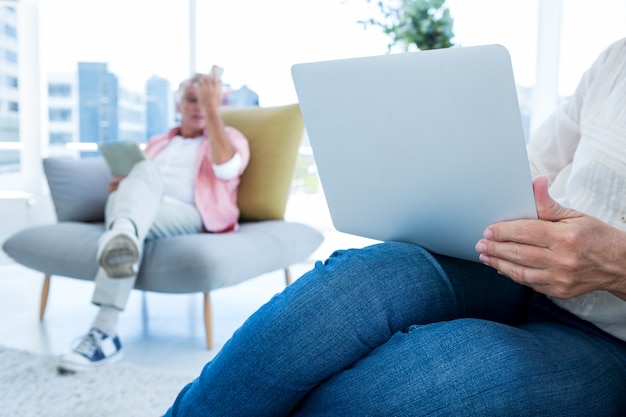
527,38,626,341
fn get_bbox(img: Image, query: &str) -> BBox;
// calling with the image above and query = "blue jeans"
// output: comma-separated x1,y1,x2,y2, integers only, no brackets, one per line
164,242,626,416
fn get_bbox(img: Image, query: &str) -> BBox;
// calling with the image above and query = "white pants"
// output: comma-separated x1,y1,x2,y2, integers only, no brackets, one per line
92,160,203,310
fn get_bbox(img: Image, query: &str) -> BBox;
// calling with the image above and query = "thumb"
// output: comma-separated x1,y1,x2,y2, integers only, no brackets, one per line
533,176,575,221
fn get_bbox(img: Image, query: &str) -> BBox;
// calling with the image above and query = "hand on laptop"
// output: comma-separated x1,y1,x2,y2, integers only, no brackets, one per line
476,176,626,300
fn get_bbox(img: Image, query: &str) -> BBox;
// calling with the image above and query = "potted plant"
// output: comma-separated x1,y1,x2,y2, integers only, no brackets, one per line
360,0,455,52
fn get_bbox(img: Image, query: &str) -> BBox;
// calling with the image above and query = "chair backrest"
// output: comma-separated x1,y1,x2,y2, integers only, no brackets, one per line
221,103,304,221
43,103,304,223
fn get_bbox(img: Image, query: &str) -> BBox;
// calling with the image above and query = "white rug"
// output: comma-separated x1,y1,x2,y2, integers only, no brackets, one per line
0,345,195,417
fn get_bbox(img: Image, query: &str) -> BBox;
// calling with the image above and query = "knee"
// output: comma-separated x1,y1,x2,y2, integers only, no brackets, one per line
321,241,435,276
299,242,421,297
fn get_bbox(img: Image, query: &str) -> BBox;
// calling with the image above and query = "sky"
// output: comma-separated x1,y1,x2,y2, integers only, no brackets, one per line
37,0,626,106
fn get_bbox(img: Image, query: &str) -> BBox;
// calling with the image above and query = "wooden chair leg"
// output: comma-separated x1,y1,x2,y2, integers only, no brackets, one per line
39,275,51,321
284,268,293,286
203,292,213,350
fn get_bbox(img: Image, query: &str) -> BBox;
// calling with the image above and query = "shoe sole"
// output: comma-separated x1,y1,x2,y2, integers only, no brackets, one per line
98,235,139,278
57,351,124,374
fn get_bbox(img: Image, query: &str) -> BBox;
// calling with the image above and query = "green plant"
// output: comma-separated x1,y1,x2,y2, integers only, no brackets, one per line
360,0,455,51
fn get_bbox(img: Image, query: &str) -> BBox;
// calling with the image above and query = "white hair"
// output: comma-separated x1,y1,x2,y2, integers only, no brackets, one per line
175,73,203,104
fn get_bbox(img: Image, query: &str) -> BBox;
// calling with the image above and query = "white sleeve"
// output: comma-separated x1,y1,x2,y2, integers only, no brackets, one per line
527,39,618,182
527,104,581,182
212,152,243,180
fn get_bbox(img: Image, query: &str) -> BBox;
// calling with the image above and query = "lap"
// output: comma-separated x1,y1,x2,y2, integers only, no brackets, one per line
297,242,532,328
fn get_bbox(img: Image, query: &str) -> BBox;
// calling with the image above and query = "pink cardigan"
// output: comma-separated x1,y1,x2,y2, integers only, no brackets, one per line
144,126,250,233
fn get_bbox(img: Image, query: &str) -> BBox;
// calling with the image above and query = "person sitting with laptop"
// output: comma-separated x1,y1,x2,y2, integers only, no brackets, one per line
57,67,250,373
165,39,626,416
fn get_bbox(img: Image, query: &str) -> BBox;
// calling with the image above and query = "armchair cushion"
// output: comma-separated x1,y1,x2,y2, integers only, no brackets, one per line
4,220,323,293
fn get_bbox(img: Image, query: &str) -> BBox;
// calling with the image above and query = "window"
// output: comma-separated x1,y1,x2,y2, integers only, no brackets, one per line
5,75,17,88
49,132,72,144
39,0,188,154
49,108,71,122
0,150,19,174
48,83,71,97
3,22,16,38
0,4,22,189
5,49,16,63
558,0,626,96
5,0,626,224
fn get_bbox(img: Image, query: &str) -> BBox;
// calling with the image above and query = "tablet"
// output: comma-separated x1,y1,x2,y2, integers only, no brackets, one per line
98,140,146,177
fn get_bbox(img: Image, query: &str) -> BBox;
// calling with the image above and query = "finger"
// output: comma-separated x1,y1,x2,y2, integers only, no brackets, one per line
483,176,580,246
484,219,553,248
532,176,576,221
478,251,550,288
204,69,222,85
210,65,221,80
477,238,550,269
199,74,211,87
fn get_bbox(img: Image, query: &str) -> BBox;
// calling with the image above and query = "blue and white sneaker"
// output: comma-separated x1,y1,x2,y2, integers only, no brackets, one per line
57,328,123,373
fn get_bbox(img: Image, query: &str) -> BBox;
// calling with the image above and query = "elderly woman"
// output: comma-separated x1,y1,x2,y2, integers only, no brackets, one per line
166,40,626,416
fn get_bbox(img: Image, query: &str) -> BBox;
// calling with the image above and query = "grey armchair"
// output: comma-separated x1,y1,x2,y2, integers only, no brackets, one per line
2,103,324,349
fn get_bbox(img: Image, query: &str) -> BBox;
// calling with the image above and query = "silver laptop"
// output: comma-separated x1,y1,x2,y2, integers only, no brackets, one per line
291,44,537,262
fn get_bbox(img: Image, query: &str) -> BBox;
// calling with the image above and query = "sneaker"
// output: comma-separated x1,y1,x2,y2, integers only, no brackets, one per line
57,328,123,373
97,229,140,278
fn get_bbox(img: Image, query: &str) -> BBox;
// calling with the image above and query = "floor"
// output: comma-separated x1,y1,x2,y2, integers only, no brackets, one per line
0,228,377,378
